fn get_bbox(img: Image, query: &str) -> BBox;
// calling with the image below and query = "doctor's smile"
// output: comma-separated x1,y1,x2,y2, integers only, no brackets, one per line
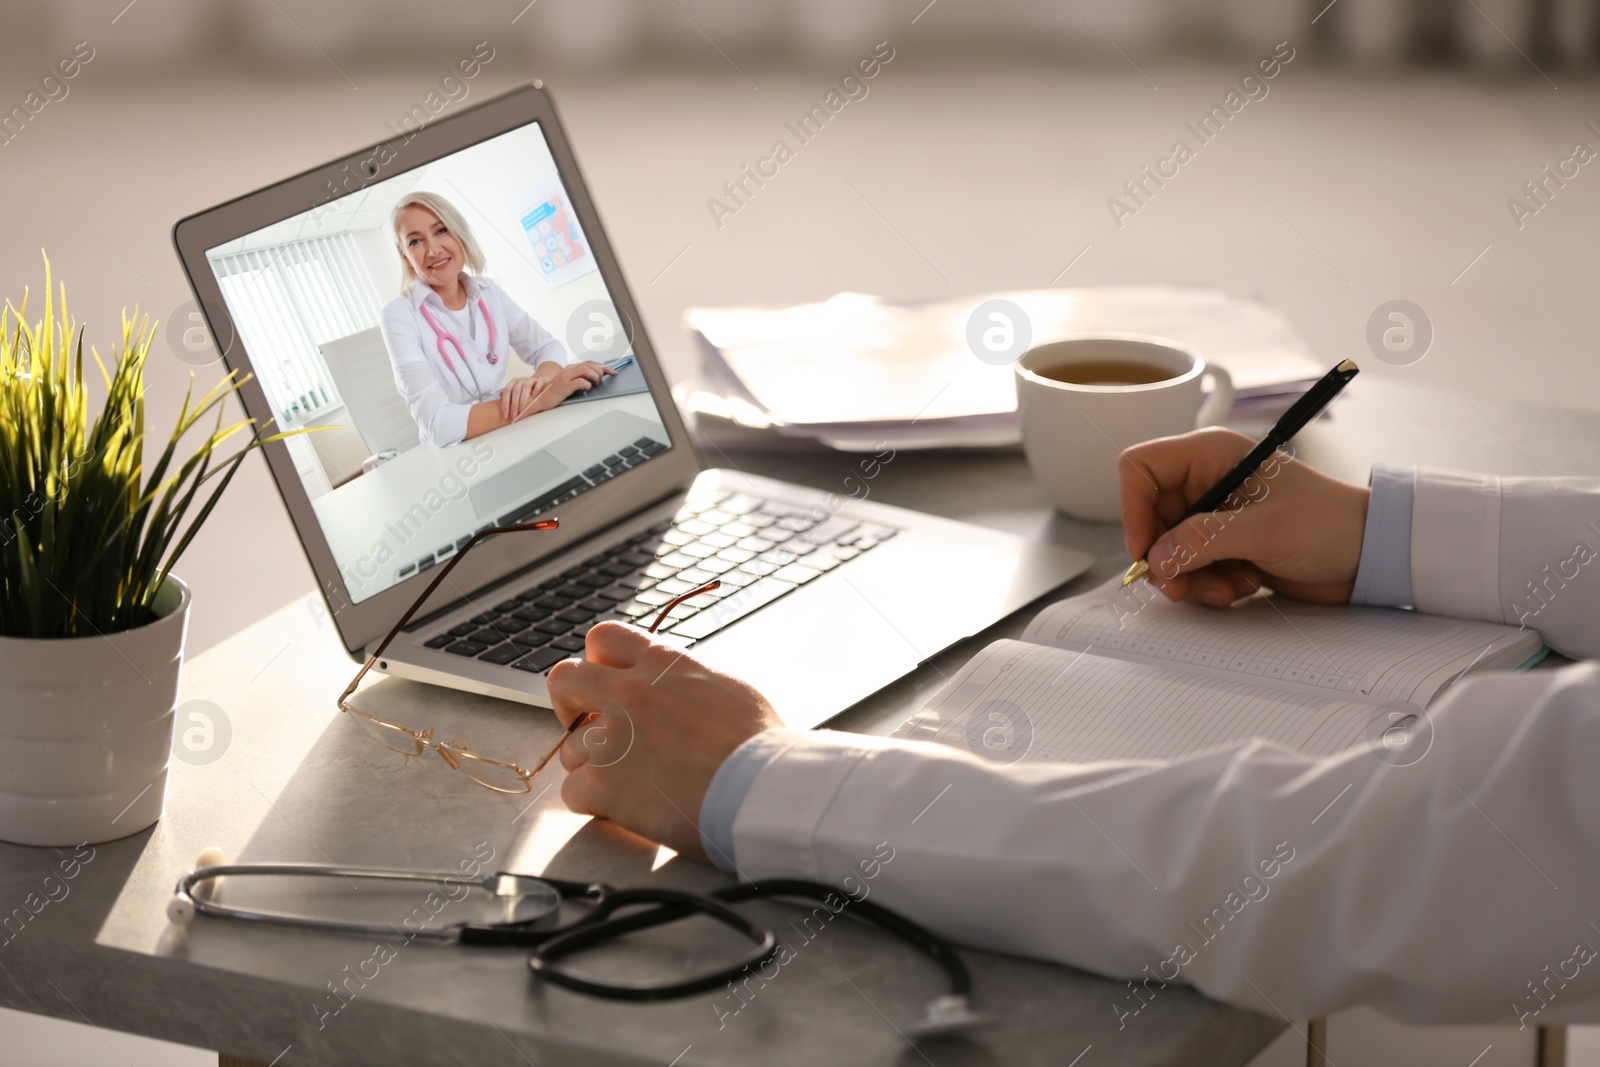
421,250,453,279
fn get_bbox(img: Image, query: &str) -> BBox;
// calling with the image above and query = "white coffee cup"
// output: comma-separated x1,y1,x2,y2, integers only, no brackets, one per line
1014,334,1234,522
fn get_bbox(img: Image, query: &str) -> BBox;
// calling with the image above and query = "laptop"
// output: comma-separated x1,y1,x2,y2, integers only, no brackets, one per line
172,82,1093,728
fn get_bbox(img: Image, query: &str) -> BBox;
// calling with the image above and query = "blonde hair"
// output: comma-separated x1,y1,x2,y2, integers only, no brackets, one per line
390,191,486,291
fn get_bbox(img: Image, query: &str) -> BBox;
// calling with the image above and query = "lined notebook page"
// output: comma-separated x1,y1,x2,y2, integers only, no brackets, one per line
1020,582,1542,707
893,640,1384,761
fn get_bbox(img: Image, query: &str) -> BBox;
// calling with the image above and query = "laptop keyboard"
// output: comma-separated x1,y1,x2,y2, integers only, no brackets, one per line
419,491,897,675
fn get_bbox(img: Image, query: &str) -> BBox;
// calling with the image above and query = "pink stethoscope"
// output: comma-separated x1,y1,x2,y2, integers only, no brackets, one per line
419,297,500,402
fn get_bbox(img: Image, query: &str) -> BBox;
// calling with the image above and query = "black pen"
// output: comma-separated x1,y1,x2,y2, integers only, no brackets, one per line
1121,358,1360,587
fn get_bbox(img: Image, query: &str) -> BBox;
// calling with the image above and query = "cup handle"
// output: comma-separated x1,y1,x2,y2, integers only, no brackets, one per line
1194,365,1234,427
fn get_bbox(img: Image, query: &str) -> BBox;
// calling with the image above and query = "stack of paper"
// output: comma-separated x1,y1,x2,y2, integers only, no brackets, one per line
676,286,1328,451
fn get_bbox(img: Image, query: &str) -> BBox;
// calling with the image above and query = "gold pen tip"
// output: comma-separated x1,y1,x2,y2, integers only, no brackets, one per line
1121,559,1150,587
1336,358,1359,373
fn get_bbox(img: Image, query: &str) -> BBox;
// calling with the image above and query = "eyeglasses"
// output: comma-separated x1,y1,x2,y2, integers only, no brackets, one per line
337,517,720,793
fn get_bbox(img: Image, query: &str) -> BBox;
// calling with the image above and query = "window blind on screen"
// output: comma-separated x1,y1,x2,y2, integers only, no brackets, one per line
211,233,384,428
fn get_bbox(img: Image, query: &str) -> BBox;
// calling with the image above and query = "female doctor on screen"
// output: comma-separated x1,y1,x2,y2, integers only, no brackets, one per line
379,191,614,446
545,428,1600,1030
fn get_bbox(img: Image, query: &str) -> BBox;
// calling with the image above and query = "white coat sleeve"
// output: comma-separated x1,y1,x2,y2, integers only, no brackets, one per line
380,302,472,448
1410,468,1600,659
727,470,1600,1027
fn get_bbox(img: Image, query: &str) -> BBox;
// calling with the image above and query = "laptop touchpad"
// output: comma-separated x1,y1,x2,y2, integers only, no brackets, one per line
468,451,567,519
466,410,664,521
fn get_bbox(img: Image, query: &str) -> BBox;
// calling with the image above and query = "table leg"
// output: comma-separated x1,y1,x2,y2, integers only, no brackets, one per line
1305,1017,1329,1067
1539,1026,1567,1067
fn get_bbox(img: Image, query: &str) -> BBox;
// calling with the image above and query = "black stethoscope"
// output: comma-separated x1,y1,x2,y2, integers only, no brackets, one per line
168,855,988,1042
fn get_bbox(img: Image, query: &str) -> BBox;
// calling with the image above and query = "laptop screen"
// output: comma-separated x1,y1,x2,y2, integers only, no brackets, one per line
202,120,673,605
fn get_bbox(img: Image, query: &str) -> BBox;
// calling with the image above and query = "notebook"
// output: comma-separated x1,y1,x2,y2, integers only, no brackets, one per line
892,581,1546,763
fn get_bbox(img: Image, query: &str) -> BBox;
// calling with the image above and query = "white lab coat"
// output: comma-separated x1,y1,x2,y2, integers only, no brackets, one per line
728,469,1600,1027
379,274,565,447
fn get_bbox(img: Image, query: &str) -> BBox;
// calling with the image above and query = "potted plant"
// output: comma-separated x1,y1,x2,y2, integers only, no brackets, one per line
0,257,296,846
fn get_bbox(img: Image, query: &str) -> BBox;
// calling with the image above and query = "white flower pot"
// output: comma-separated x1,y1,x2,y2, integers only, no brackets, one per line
0,577,190,846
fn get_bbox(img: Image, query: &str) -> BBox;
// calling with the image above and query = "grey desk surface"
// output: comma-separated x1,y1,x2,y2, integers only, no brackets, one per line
3,379,1596,1067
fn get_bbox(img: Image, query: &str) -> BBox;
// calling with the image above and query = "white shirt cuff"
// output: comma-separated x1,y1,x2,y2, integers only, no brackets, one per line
1350,464,1416,608
698,730,790,872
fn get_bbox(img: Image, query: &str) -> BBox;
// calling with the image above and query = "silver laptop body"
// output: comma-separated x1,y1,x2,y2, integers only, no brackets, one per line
172,82,1091,729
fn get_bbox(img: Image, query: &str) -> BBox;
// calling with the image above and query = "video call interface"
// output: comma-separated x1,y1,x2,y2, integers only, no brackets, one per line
205,121,673,605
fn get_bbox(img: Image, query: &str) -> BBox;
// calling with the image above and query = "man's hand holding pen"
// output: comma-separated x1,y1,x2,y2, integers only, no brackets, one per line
1118,427,1370,606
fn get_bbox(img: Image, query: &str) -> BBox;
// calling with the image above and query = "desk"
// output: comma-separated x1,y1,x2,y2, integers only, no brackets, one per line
310,390,665,598
2,379,1594,1066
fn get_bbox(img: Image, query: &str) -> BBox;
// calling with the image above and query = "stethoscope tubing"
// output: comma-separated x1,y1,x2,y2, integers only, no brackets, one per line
419,296,500,403
717,879,972,997
525,888,780,1001
521,878,970,1002
174,862,529,939
171,864,603,942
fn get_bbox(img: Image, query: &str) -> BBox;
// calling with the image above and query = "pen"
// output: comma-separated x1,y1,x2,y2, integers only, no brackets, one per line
1121,358,1360,587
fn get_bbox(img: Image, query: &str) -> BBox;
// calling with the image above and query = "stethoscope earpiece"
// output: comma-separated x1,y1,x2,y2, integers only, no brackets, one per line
166,893,195,925
168,846,229,926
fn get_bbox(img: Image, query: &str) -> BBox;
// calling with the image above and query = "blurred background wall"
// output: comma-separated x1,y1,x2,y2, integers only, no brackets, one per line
15,0,1600,70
